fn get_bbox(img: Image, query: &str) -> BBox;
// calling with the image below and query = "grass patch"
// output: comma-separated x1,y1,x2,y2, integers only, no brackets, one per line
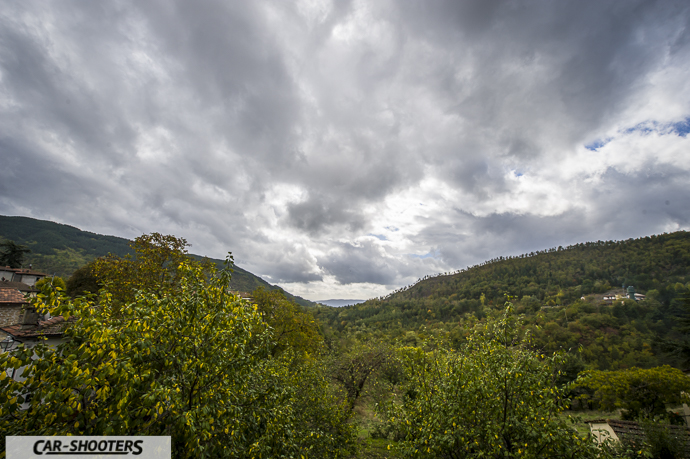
350,401,403,458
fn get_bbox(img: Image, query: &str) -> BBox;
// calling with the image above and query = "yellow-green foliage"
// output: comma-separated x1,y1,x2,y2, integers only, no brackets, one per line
0,256,355,458
377,306,605,459
574,366,690,419
91,233,204,306
251,287,323,357
35,276,67,291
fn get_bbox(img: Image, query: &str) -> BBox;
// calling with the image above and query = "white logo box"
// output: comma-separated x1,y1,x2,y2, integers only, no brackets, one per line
6,436,171,459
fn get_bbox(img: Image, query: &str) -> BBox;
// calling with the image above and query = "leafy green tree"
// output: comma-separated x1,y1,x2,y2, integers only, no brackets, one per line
574,366,690,420
0,240,30,268
35,276,67,291
251,287,323,357
91,233,213,307
377,306,604,458
65,261,101,297
329,342,391,413
663,293,690,366
1,257,355,458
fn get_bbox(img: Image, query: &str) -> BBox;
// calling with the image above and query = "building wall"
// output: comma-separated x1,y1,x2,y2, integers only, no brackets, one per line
16,274,40,286
0,304,23,327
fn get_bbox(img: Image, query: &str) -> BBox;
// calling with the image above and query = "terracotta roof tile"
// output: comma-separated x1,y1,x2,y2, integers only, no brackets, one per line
1,316,74,340
0,288,28,304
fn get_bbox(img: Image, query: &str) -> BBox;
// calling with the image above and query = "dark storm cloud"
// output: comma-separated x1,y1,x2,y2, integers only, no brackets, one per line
0,5,139,157
318,241,397,285
286,194,366,235
0,1,300,234
132,1,303,168
264,266,323,284
396,0,686,162
254,241,323,284
580,166,690,233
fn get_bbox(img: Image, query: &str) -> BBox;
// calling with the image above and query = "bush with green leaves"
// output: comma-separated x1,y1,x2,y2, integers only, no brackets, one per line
0,257,355,458
251,286,323,357
376,306,605,458
574,366,690,421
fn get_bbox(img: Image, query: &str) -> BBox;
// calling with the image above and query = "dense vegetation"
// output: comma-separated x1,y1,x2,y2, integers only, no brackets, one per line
0,240,31,268
390,232,690,306
376,309,607,458
1,235,353,458
313,231,690,371
0,215,131,275
3,230,690,458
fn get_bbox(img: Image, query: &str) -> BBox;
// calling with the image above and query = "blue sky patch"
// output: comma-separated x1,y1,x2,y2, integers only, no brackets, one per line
409,250,439,259
585,138,612,151
670,117,690,137
621,117,690,137
587,117,690,151
623,122,654,135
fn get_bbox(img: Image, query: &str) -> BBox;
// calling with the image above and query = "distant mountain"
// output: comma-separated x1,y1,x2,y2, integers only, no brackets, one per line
317,299,366,307
0,215,316,307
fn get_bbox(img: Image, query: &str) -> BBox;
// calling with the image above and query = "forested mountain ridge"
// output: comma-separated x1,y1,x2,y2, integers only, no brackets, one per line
0,215,131,275
0,215,316,307
313,231,690,371
387,231,690,306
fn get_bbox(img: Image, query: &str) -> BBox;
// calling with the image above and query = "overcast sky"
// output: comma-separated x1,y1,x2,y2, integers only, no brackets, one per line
1,1,689,301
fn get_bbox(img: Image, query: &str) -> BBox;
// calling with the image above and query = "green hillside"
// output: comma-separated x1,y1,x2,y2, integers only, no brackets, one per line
313,231,690,370
393,231,689,304
0,215,131,275
0,215,315,307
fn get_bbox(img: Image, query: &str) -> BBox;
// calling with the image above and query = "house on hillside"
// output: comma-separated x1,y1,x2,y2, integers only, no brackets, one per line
0,286,30,328
0,279,37,296
0,273,43,328
601,288,646,304
1,309,73,411
0,266,48,287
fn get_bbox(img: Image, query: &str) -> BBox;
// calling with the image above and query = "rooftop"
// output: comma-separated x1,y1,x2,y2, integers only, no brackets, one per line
0,280,37,292
0,288,28,304
0,266,48,276
1,315,74,340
